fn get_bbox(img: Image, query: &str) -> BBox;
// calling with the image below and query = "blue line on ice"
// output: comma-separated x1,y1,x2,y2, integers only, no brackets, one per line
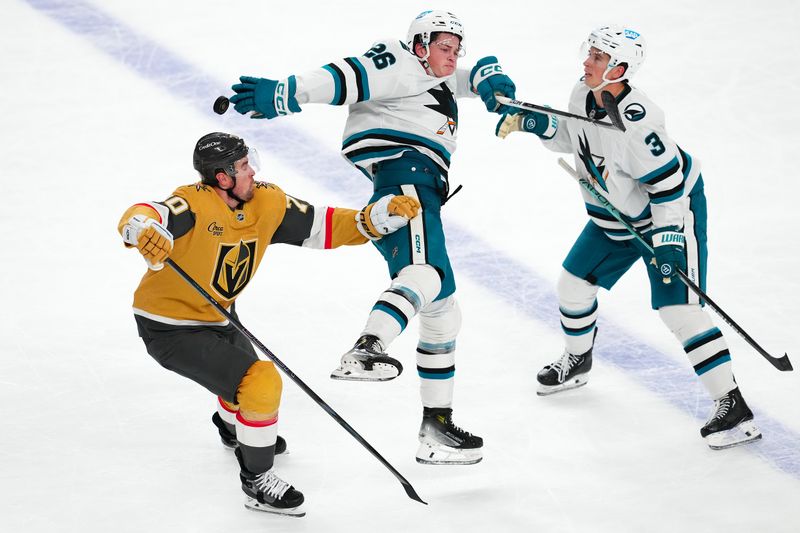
27,0,798,478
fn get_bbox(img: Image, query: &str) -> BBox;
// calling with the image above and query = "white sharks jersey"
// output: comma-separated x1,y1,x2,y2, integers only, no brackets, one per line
294,39,476,180
543,81,701,240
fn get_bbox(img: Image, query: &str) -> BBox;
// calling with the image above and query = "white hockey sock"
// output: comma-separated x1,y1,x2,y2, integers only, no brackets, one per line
217,396,238,427
417,342,455,408
235,411,278,449
417,296,460,408
362,264,441,346
561,300,598,355
558,270,599,355
659,305,736,399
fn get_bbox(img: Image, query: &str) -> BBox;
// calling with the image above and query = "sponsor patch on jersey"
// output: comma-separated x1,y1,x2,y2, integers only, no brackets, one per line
211,239,257,300
623,103,646,122
207,221,224,237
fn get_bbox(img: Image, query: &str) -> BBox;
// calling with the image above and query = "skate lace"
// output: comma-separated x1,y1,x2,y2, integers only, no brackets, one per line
709,395,733,422
552,351,582,382
440,415,473,438
253,469,290,500
357,335,385,356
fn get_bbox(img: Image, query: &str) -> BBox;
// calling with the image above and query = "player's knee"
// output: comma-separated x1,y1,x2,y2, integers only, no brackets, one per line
394,264,442,306
658,304,710,337
420,295,461,343
557,269,598,309
236,361,282,415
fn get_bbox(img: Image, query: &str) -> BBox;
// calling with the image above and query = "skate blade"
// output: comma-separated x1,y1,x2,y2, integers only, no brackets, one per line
706,419,762,450
536,376,589,396
330,364,399,382
244,498,305,517
415,441,483,465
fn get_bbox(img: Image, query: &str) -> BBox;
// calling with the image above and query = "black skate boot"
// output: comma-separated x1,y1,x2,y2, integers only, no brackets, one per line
536,346,593,396
330,334,403,381
211,412,287,454
235,448,305,517
416,407,483,465
700,387,762,450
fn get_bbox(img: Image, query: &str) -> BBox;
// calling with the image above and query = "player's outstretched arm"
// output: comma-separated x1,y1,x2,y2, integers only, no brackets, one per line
118,205,174,271
230,76,302,119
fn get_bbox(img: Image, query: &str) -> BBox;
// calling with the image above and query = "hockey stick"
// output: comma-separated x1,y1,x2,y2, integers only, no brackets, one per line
557,158,793,372
497,92,626,132
165,258,428,504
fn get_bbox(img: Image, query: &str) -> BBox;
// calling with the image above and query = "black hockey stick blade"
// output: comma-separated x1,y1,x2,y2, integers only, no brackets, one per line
600,91,626,132
164,258,429,503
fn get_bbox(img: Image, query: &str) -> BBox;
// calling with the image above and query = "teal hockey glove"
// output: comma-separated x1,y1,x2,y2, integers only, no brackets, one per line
470,56,516,114
230,75,302,119
651,226,686,283
495,111,558,140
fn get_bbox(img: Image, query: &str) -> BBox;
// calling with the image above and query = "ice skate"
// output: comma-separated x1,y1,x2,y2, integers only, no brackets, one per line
701,387,762,450
212,412,287,454
416,407,483,465
536,346,593,396
236,449,305,517
330,334,403,381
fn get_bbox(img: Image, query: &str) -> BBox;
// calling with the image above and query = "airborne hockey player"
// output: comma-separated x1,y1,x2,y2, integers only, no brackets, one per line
497,25,761,450
227,10,516,465
118,132,419,516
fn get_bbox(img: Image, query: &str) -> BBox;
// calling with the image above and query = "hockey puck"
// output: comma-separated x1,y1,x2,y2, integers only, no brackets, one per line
213,96,229,115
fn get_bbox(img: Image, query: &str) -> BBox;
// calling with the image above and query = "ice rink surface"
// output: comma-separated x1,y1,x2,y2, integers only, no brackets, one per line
2,1,799,531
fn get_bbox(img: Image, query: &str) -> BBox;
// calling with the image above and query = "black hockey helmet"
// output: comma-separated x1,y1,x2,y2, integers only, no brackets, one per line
193,132,249,185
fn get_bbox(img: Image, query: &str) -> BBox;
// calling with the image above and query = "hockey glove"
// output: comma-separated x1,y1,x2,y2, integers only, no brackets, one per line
356,195,421,240
651,226,686,284
470,56,516,114
495,110,558,140
230,75,302,119
122,215,174,271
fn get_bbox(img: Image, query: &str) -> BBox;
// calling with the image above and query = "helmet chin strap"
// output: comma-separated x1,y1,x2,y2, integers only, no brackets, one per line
590,65,626,93
416,43,436,76
219,173,247,205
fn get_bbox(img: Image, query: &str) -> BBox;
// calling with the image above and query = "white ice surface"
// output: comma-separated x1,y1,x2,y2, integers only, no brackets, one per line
2,1,799,532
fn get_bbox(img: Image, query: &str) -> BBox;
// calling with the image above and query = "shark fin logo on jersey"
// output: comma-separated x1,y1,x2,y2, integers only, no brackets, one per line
624,103,646,122
426,83,458,136
578,132,609,192
211,239,257,300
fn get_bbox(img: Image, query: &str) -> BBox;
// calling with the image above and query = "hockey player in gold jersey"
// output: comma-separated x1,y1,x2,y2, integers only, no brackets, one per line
118,132,419,517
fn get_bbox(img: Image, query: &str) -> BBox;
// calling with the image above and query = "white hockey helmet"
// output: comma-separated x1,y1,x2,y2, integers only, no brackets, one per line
585,25,646,88
406,10,465,58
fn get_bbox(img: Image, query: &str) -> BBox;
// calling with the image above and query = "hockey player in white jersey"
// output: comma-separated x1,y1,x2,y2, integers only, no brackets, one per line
496,25,761,450
228,10,516,464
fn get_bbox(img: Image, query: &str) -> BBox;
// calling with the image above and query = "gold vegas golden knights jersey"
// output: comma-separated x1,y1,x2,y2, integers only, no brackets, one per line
118,181,367,325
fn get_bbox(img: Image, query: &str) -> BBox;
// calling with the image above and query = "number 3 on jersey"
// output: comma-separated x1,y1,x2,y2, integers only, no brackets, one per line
645,132,666,156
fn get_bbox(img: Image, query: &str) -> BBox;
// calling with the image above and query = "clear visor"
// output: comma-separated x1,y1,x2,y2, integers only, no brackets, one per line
430,37,466,57
247,147,261,175
229,147,261,178
579,42,610,64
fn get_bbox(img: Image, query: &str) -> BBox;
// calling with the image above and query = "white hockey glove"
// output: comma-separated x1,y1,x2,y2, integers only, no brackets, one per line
495,110,558,140
122,215,174,271
356,194,421,240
